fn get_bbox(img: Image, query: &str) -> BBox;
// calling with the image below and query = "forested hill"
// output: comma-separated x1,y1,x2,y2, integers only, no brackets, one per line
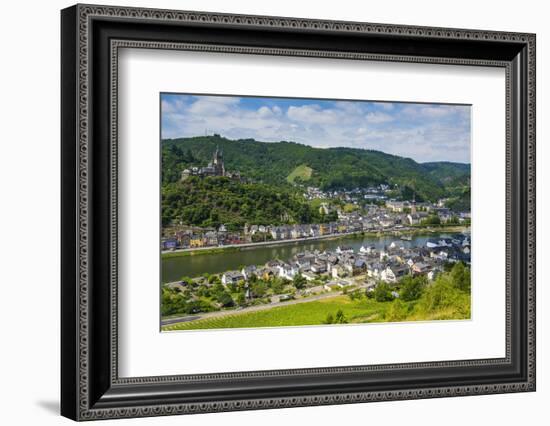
162,135,470,202
422,161,470,187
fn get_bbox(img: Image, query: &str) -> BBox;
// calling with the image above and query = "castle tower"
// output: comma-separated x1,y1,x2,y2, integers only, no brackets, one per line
212,146,225,176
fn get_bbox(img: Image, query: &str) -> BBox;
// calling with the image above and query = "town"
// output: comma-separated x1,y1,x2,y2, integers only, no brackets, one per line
161,198,470,251
161,146,470,252
160,102,473,329
162,233,471,322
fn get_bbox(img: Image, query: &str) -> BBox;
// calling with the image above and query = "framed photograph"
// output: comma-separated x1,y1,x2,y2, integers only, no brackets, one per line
61,4,536,421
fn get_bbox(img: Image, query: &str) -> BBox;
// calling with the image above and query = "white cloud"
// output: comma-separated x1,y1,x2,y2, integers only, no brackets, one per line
257,106,273,118
365,112,394,124
187,96,239,116
161,95,471,163
372,102,394,111
287,105,342,125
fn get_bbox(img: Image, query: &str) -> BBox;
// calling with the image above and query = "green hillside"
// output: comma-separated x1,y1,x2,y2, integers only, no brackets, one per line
162,176,322,229
422,161,470,187
286,164,313,184
162,135,469,202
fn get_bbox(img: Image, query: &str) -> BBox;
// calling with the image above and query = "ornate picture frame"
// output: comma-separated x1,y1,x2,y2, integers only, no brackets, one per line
61,4,535,421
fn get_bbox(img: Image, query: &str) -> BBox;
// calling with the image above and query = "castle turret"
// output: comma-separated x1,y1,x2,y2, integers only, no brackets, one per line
212,146,225,176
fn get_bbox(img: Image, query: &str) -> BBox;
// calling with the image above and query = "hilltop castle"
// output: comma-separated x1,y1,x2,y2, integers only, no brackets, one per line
180,147,241,181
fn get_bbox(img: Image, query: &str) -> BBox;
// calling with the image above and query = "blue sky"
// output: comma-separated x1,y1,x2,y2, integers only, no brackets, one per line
161,94,471,163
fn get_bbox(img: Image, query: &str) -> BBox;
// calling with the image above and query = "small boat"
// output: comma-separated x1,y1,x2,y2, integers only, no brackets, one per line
426,240,439,248
400,235,412,241
336,246,354,254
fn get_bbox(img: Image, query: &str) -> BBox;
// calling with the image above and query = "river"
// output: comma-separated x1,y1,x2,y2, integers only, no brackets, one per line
161,232,462,283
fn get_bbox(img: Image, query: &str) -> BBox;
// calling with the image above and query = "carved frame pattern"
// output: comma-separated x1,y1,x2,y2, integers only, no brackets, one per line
61,4,536,421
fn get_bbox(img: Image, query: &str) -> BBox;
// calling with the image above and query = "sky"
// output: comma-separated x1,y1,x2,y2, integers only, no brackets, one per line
161,94,471,163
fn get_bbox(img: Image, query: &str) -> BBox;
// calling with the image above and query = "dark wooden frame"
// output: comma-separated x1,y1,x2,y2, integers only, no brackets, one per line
61,4,536,421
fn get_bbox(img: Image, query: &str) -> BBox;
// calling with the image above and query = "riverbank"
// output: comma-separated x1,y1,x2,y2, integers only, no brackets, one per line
161,225,469,259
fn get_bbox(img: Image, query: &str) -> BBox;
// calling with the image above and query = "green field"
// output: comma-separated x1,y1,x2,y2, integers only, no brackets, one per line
163,296,394,331
163,290,470,331
286,164,313,184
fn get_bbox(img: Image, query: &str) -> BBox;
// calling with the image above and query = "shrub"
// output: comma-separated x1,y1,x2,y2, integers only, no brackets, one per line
400,275,427,301
385,299,410,322
334,309,348,324
413,274,470,319
216,291,234,307
374,282,393,302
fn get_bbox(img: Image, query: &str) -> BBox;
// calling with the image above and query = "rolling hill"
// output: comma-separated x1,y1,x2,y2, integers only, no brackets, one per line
162,135,470,203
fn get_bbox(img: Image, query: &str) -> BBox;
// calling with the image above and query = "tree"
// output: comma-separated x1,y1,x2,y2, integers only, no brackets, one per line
400,275,427,301
186,299,214,314
385,299,409,322
415,274,469,317
421,215,441,225
450,262,471,292
212,282,225,295
251,281,267,298
269,278,284,294
236,280,247,291
448,215,460,225
195,285,211,298
374,282,394,302
293,273,307,290
347,290,361,301
216,291,234,307
334,309,348,324
236,292,246,306
323,313,334,324
326,211,338,222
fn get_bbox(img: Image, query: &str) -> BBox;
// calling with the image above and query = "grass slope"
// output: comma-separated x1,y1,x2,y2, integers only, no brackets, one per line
162,296,388,331
286,164,313,184
163,274,471,331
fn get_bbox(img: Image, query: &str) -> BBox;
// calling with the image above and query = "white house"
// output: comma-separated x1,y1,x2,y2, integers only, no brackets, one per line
310,261,327,274
324,279,352,291
221,271,245,286
301,272,317,281
277,264,298,281
332,265,347,278
381,265,409,283
241,265,258,280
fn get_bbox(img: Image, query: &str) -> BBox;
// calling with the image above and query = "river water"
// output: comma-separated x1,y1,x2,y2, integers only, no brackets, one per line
161,232,461,283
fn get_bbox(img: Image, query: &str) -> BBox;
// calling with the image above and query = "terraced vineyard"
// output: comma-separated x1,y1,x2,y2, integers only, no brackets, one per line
162,296,390,331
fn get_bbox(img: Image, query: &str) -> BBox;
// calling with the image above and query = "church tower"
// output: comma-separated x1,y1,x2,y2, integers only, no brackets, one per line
212,146,225,176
